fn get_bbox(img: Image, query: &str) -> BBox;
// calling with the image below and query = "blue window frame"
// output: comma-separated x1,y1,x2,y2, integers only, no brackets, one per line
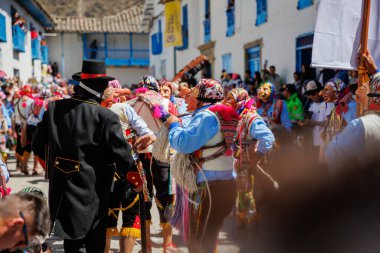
226,3,235,37
151,20,163,55
203,0,211,43
255,0,267,26
31,39,41,59
296,33,314,72
246,45,261,75
222,53,232,73
176,5,188,51
41,45,49,64
12,25,25,52
0,14,6,42
297,0,314,10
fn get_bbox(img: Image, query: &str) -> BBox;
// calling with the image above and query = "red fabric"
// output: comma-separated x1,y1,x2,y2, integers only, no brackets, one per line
31,31,38,39
209,104,240,121
127,171,143,188
36,156,46,170
133,215,141,229
80,73,106,79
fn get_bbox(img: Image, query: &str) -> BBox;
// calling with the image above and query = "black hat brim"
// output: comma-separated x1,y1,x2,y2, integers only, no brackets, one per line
72,72,115,82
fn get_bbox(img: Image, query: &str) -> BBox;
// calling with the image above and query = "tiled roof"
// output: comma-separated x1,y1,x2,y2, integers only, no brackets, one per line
52,5,144,33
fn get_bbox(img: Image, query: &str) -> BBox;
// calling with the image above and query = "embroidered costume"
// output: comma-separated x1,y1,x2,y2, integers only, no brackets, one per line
256,82,292,143
168,79,239,253
225,88,275,225
102,84,153,242
326,73,380,173
127,76,179,252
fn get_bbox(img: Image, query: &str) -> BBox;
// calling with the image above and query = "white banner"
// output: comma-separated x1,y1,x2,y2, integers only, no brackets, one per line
311,0,380,70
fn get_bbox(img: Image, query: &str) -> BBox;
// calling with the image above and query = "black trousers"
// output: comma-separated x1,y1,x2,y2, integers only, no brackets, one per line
63,216,107,253
190,179,236,253
139,154,173,223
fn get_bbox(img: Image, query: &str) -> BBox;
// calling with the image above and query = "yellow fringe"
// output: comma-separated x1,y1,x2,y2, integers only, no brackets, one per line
119,194,139,211
107,227,119,236
119,227,141,238
160,222,171,229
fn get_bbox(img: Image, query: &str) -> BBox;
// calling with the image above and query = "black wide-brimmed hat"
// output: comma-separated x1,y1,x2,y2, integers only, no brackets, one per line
72,59,114,82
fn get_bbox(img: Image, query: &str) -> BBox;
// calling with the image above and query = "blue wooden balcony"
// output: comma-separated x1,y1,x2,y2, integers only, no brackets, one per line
226,7,235,37
31,39,41,59
41,45,49,64
84,48,150,67
0,14,6,42
203,18,211,43
83,33,149,67
12,25,26,52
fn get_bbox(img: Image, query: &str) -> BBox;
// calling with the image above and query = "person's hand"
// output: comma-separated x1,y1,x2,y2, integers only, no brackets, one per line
134,134,156,151
358,52,378,75
7,129,12,136
164,115,180,128
355,81,370,110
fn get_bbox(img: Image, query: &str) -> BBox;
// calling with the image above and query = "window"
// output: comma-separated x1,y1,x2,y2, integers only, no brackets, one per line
255,0,267,26
11,7,26,52
296,33,314,72
246,45,261,75
226,0,235,37
151,20,163,55
222,53,232,73
0,14,6,42
176,5,188,51
297,0,313,10
203,0,211,43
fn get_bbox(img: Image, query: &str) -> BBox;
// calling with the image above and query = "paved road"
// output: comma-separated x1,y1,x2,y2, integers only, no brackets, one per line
6,156,246,253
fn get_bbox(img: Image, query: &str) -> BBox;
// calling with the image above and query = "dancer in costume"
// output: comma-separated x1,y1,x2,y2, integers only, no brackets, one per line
101,81,156,253
22,97,45,175
12,85,33,174
256,82,292,144
159,79,187,114
223,88,275,226
127,76,180,253
326,52,380,173
167,79,239,253
319,78,356,162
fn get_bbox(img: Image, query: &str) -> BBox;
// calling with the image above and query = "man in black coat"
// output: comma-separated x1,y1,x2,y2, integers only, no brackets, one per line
32,60,142,253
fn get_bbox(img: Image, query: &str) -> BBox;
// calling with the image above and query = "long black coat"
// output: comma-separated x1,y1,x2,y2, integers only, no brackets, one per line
32,95,135,240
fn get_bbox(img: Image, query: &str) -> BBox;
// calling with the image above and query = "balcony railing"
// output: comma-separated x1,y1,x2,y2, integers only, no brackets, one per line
203,18,211,43
31,39,41,59
84,48,150,67
0,14,6,42
226,7,235,37
12,25,25,52
41,45,49,64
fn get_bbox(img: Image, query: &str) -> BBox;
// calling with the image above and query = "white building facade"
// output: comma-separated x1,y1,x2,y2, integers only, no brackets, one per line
149,0,318,83
0,0,54,82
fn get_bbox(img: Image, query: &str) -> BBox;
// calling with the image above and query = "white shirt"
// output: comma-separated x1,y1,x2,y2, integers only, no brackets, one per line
308,102,334,146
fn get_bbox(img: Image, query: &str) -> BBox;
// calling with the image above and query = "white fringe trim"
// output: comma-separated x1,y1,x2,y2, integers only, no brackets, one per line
152,126,171,163
171,153,198,193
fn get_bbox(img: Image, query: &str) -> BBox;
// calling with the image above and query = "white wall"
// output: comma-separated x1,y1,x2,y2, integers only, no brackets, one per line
0,0,46,82
149,0,318,83
107,67,149,86
47,33,83,80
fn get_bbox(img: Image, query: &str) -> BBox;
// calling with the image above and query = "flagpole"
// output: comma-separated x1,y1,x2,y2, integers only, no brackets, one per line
357,0,371,116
